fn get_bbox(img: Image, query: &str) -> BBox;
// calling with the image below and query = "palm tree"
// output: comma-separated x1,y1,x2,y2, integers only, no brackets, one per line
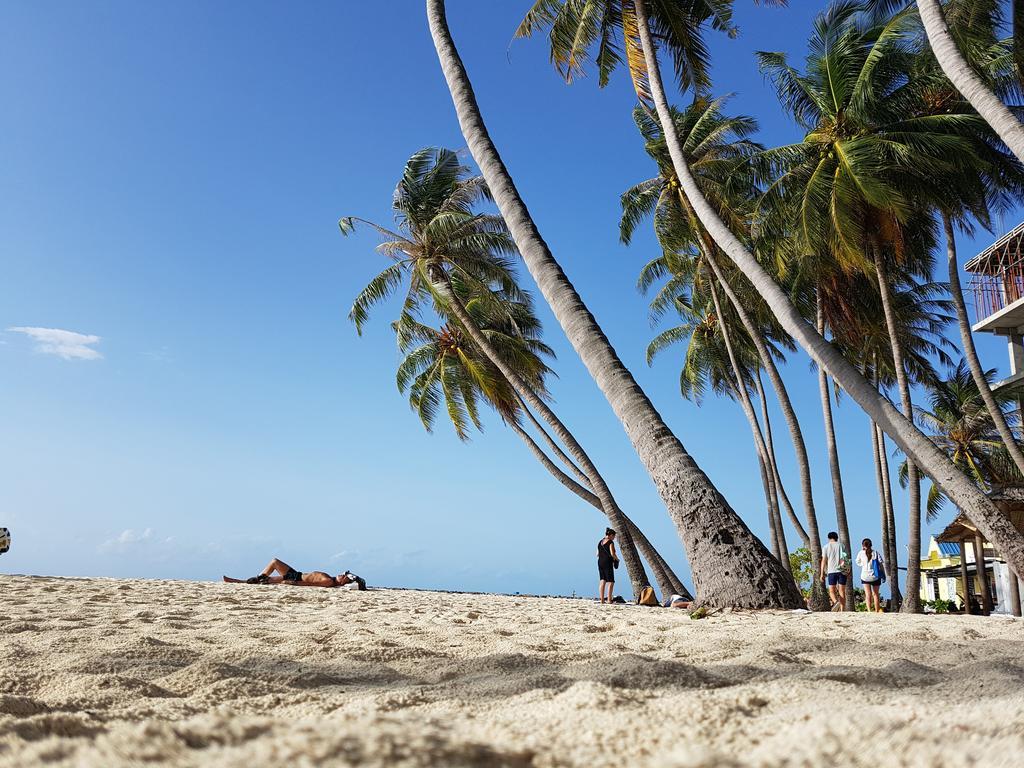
642,267,795,571
904,0,1024,479
841,270,954,605
915,0,1024,162
621,100,826,599
514,0,1024,580
900,360,1024,616
341,145,654,595
756,4,996,610
394,302,689,600
812,295,854,608
427,0,802,607
906,361,1024,516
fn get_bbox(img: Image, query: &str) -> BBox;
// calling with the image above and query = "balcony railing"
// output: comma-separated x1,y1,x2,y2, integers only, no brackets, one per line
971,269,1024,322
966,222,1024,323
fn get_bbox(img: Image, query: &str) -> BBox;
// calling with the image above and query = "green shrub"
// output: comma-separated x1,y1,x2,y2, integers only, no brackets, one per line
925,598,956,614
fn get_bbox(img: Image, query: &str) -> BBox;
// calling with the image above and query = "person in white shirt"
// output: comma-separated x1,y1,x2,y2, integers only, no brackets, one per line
819,531,848,610
855,538,885,613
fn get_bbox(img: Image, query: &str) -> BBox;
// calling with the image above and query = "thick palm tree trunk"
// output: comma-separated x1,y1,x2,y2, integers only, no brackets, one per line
427,0,802,608
508,418,689,600
917,0,1024,164
428,268,649,596
872,250,921,612
816,297,854,610
943,212,1024,475
753,371,810,548
631,0,1024,584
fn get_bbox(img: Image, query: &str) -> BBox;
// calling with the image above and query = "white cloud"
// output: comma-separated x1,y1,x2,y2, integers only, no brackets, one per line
99,527,157,553
7,327,103,360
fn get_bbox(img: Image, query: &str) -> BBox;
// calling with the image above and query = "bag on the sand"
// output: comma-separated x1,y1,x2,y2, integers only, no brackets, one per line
612,596,626,604
636,586,659,606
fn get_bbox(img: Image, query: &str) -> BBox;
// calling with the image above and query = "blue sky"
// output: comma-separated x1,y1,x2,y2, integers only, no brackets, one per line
1,1,1016,597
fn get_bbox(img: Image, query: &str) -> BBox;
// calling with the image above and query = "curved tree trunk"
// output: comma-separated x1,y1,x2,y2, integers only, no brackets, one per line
869,358,903,609
764,458,791,571
753,371,810,548
631,0,1024,584
872,249,921,613
519,395,591,486
508,418,689,600
917,0,1024,163
874,422,904,608
816,296,854,610
870,420,891,597
427,0,802,609
428,267,649,597
758,453,785,565
943,212,1024,474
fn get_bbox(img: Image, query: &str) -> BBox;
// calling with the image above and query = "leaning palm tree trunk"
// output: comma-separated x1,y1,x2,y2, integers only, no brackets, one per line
816,296,854,610
519,396,591,485
427,269,650,596
917,0,1024,164
872,250,921,612
942,212,1024,475
753,370,810,547
874,422,904,608
508,418,689,600
870,419,891,555
631,0,1024,582
758,453,789,568
427,0,802,608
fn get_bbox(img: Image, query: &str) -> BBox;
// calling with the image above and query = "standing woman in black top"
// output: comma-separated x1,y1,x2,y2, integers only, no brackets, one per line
597,528,619,603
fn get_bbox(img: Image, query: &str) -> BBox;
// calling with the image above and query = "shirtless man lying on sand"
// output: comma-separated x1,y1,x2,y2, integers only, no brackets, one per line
223,558,364,589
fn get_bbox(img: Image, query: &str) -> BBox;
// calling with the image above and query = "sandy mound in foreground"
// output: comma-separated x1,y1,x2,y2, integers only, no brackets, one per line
1,575,1022,767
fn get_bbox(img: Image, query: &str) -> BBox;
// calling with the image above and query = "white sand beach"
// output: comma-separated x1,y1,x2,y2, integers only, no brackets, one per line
1,575,1022,767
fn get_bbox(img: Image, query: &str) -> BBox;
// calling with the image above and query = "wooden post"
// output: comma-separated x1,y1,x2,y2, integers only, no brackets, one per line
974,534,993,615
1008,566,1023,617
959,541,972,613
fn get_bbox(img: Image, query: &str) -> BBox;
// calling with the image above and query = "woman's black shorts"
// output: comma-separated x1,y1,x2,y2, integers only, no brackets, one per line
598,559,615,582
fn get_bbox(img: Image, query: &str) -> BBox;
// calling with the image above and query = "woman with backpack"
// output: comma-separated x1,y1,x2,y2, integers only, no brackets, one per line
597,528,619,604
856,538,886,613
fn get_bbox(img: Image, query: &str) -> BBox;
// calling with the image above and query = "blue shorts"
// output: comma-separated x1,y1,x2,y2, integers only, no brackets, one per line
827,572,847,586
